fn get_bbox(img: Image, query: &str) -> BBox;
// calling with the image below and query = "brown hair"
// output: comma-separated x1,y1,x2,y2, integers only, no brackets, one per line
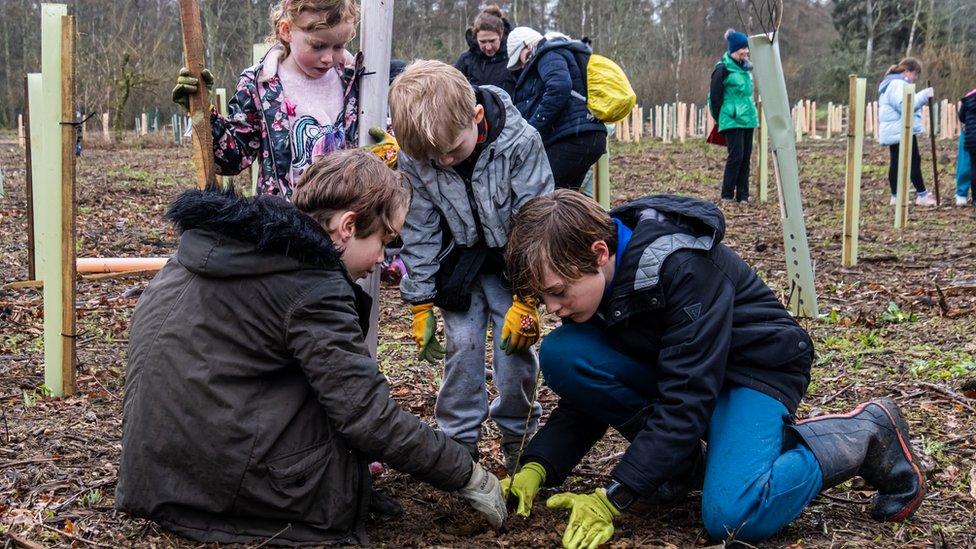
268,0,360,56
472,4,505,36
885,57,922,77
505,189,617,298
389,60,477,160
293,148,409,240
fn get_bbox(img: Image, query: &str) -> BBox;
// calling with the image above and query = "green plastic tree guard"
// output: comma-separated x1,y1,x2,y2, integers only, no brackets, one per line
747,33,819,318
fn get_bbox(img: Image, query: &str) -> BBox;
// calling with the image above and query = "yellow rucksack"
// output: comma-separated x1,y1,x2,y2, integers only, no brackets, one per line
570,48,637,124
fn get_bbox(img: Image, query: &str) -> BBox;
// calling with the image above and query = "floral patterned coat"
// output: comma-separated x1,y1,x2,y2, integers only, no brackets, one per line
211,45,362,200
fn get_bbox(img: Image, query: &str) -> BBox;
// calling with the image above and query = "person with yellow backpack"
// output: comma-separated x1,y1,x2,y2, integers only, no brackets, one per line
508,27,635,191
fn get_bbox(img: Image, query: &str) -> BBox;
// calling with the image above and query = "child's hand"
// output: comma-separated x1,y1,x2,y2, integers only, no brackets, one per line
410,302,445,363
367,127,399,168
172,67,214,112
500,296,540,355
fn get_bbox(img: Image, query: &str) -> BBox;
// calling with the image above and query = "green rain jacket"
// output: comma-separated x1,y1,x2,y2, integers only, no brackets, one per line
709,53,758,132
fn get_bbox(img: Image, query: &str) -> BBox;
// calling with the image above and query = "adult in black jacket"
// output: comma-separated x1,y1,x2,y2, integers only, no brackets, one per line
453,5,516,97
501,190,926,548
960,87,976,200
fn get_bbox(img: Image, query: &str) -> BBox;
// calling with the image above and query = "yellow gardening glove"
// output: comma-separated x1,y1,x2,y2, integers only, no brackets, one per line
501,462,546,517
411,302,445,363
547,489,620,549
367,127,399,168
499,295,540,355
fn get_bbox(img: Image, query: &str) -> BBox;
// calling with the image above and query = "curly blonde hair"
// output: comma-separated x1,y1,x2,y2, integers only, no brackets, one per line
267,0,360,56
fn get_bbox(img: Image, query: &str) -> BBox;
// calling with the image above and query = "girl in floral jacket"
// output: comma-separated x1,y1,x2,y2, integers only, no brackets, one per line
175,0,363,200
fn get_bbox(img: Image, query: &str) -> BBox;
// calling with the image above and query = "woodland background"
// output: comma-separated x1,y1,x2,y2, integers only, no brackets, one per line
0,0,975,133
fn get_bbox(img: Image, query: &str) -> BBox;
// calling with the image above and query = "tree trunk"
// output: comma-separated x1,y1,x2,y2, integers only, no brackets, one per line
905,0,923,57
863,0,876,75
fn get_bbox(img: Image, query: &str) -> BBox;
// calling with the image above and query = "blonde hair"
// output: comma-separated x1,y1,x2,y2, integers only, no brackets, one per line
293,148,409,240
268,0,360,57
389,60,477,160
505,189,617,298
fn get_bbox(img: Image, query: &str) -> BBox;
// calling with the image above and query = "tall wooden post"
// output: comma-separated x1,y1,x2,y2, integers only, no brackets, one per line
178,0,217,190
101,112,110,142
60,14,77,395
842,76,866,267
18,114,25,147
894,83,915,229
748,33,818,318
357,0,394,357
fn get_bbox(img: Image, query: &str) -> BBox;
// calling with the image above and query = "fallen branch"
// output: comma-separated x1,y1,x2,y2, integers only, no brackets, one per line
37,523,114,548
0,456,61,470
915,382,976,414
5,531,45,549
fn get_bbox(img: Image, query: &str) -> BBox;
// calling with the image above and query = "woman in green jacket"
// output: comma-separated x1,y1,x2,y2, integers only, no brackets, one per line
709,29,759,203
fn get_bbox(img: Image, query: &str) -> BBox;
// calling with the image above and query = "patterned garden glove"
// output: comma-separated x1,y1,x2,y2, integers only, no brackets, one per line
172,67,214,111
547,489,621,549
411,302,445,363
501,462,546,517
367,127,399,168
499,295,540,355
459,462,508,528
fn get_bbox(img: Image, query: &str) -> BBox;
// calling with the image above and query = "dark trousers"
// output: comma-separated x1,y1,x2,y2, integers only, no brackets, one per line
887,136,926,195
545,130,607,191
721,128,754,201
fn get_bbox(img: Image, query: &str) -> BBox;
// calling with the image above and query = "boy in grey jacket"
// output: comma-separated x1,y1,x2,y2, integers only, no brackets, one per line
389,60,554,472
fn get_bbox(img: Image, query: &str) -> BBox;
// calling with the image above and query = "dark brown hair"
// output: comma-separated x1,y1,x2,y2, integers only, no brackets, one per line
472,4,504,36
293,148,409,240
885,57,922,77
505,189,617,298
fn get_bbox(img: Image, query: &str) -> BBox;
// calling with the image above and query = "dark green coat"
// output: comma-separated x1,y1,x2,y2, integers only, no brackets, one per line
116,189,472,546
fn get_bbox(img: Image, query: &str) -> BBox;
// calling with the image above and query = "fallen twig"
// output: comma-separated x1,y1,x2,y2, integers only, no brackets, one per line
37,523,115,548
915,381,976,414
4,531,45,549
0,456,61,470
249,524,292,549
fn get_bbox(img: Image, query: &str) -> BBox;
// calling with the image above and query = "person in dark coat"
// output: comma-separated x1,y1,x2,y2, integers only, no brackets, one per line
709,29,758,203
508,27,607,191
453,4,517,96
959,87,976,204
115,149,507,546
501,190,926,548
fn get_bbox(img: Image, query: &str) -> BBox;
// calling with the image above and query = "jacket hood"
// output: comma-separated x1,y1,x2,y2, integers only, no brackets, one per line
473,85,530,154
878,73,908,95
611,195,727,244
165,188,342,278
465,18,512,58
523,36,589,73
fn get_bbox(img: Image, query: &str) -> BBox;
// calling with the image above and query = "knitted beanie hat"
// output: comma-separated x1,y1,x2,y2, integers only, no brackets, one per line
725,28,749,54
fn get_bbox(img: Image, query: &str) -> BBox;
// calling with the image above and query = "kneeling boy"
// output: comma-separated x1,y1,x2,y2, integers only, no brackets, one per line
502,190,925,548
116,149,506,545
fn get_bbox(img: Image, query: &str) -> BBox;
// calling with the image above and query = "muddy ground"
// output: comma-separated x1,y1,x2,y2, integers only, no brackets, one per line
1,131,975,548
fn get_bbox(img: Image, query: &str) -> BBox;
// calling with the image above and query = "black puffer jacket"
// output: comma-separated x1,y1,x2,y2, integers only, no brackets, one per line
116,189,472,546
960,90,976,151
454,19,516,96
523,195,814,496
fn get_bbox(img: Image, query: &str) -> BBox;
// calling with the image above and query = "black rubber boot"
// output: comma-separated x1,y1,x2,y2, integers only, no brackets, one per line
368,489,403,518
792,398,926,522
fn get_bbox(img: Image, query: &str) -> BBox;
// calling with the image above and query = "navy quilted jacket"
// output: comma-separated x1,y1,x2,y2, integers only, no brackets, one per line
512,37,606,145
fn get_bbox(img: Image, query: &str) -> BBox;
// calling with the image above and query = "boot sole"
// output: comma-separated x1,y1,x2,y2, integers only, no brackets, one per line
868,398,926,521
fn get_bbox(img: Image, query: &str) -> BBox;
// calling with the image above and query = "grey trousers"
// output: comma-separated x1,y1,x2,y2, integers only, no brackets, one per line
437,274,541,444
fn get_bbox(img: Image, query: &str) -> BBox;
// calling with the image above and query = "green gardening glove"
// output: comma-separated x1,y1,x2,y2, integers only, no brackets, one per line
410,302,445,363
501,462,546,517
172,67,214,112
547,489,621,549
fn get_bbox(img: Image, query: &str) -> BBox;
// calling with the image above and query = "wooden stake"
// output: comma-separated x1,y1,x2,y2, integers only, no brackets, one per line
810,100,818,138
24,76,36,281
842,76,866,267
825,102,833,139
18,114,25,147
101,112,110,142
620,111,630,143
60,14,77,395
140,112,148,136
178,0,217,190
894,84,915,229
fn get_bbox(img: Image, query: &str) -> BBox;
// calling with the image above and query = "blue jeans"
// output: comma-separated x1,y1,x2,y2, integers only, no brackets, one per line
957,131,973,201
540,323,823,542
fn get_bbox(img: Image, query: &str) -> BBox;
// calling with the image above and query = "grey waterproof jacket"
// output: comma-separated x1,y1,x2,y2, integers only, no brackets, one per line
115,189,473,546
398,85,554,304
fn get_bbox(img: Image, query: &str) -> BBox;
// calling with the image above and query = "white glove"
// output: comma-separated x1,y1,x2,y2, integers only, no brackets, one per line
917,87,934,102
459,462,507,528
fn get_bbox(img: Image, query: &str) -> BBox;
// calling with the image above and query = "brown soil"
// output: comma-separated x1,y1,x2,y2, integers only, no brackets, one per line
1,132,975,548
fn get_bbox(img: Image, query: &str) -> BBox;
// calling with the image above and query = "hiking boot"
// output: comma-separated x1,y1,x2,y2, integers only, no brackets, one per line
792,398,926,522
501,434,532,474
889,195,898,205
915,192,937,206
956,195,970,207
368,489,403,518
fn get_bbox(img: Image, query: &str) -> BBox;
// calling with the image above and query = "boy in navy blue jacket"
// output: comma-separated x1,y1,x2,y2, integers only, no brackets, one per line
501,190,926,548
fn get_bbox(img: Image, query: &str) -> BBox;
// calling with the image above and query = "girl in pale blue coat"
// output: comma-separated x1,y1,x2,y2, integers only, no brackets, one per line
877,58,936,206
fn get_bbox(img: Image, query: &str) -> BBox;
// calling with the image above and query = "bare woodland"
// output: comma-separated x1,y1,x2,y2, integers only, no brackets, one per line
0,0,975,134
